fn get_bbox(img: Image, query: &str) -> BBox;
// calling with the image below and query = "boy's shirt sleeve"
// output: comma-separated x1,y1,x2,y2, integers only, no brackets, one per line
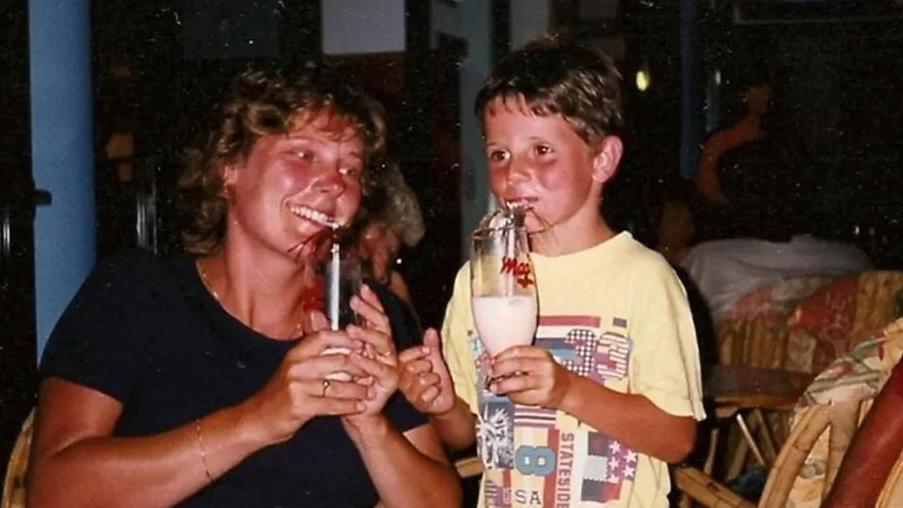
630,263,707,421
441,264,480,414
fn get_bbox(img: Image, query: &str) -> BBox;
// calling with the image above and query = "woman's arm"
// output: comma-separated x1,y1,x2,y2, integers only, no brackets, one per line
823,365,903,508
27,378,263,508
696,133,730,204
345,418,461,508
29,330,369,508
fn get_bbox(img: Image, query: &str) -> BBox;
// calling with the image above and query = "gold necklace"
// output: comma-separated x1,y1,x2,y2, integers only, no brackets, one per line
196,260,303,339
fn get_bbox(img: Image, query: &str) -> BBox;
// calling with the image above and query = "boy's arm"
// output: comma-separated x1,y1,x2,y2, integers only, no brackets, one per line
562,375,697,462
397,333,476,450
489,349,696,463
430,396,476,451
398,266,479,450
491,261,704,463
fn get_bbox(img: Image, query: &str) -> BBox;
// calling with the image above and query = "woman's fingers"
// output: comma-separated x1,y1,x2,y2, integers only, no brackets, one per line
351,285,391,335
289,330,362,360
286,352,367,381
348,352,395,383
347,324,395,360
315,378,370,401
313,397,365,416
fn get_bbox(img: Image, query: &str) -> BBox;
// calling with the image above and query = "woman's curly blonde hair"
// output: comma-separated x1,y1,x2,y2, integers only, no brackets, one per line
178,64,386,254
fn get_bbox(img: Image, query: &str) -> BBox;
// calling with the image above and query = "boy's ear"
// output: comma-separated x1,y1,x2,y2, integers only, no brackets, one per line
591,135,623,185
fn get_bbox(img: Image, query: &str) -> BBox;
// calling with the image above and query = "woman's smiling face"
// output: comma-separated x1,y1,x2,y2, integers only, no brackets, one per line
223,109,365,259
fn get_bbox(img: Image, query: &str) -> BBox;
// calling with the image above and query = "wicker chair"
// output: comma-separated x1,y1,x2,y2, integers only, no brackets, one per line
1,409,33,508
877,454,903,507
677,317,903,507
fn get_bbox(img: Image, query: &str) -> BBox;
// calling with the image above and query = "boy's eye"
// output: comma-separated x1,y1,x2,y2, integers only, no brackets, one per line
488,149,509,163
534,144,552,156
339,166,362,179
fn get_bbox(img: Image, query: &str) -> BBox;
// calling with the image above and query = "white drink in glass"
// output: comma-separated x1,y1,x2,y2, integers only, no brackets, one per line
472,294,537,356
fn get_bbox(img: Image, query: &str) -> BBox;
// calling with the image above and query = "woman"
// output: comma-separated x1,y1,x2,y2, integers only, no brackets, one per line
27,65,460,507
354,161,424,312
696,79,772,205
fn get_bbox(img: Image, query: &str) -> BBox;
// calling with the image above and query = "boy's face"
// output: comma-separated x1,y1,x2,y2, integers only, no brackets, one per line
482,97,619,233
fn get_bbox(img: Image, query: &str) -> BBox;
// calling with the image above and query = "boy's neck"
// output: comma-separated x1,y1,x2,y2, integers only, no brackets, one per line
531,218,617,257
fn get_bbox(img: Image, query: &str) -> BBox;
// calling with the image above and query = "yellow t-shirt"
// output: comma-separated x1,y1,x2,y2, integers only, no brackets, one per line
442,232,706,507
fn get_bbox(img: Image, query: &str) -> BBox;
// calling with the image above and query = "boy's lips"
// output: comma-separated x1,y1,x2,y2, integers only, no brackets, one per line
503,197,537,210
288,204,340,229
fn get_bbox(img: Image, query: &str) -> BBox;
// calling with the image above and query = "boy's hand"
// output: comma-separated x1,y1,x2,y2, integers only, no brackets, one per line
398,328,456,415
488,346,575,409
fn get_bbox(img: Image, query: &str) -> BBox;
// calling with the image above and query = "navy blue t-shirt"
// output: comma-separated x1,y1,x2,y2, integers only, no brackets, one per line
40,251,426,507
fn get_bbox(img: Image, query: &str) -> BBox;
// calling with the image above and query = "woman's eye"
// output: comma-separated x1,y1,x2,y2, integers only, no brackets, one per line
294,149,314,161
534,145,552,156
488,150,509,163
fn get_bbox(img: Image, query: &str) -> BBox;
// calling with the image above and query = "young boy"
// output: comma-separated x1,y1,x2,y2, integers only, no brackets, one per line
400,39,705,507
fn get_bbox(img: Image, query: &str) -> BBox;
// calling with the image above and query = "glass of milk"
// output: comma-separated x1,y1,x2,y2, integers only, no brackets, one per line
470,224,537,357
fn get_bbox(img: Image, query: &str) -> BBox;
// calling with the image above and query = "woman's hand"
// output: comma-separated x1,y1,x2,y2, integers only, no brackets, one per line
488,346,575,409
241,330,369,446
342,284,400,429
344,325,399,419
398,329,456,415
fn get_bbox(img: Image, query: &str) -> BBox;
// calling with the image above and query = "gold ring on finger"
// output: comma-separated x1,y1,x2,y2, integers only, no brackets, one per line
321,379,331,397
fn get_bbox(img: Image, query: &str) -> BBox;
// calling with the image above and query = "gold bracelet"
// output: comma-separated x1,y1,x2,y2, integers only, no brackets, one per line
194,417,213,481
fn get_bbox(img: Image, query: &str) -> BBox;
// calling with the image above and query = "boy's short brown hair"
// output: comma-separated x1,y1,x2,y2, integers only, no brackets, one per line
178,64,386,254
475,38,624,145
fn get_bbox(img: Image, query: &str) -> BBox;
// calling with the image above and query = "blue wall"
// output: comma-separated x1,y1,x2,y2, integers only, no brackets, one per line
29,0,96,358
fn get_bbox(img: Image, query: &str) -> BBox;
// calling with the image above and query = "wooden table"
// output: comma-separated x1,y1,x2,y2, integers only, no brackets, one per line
703,365,814,477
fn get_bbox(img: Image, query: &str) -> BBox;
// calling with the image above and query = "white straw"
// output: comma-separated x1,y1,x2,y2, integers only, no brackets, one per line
329,243,340,330
505,226,515,296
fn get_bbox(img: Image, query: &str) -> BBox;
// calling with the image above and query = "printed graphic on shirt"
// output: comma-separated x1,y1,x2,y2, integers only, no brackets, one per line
473,314,638,507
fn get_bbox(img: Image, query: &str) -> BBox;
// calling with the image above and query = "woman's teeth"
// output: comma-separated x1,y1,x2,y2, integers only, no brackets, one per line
289,205,339,229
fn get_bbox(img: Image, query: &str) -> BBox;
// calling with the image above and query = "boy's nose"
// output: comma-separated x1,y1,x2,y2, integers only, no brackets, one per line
507,156,533,183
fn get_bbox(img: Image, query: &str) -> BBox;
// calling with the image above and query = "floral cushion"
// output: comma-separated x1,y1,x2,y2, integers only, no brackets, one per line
785,319,903,508
788,272,903,374
717,276,833,369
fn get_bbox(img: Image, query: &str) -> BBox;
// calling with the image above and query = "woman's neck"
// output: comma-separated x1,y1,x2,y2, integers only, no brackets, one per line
198,246,309,339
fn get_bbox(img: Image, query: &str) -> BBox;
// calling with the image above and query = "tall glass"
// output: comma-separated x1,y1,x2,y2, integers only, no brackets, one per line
470,226,538,356
318,243,361,381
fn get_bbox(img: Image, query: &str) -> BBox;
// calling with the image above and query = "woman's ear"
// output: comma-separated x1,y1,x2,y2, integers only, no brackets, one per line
591,135,623,185
220,164,238,187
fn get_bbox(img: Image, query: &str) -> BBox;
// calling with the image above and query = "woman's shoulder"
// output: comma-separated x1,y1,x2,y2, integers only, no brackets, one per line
93,248,172,277
86,249,196,304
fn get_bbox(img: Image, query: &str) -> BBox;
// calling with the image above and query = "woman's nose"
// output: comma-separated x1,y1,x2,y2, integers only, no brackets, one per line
314,163,345,195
